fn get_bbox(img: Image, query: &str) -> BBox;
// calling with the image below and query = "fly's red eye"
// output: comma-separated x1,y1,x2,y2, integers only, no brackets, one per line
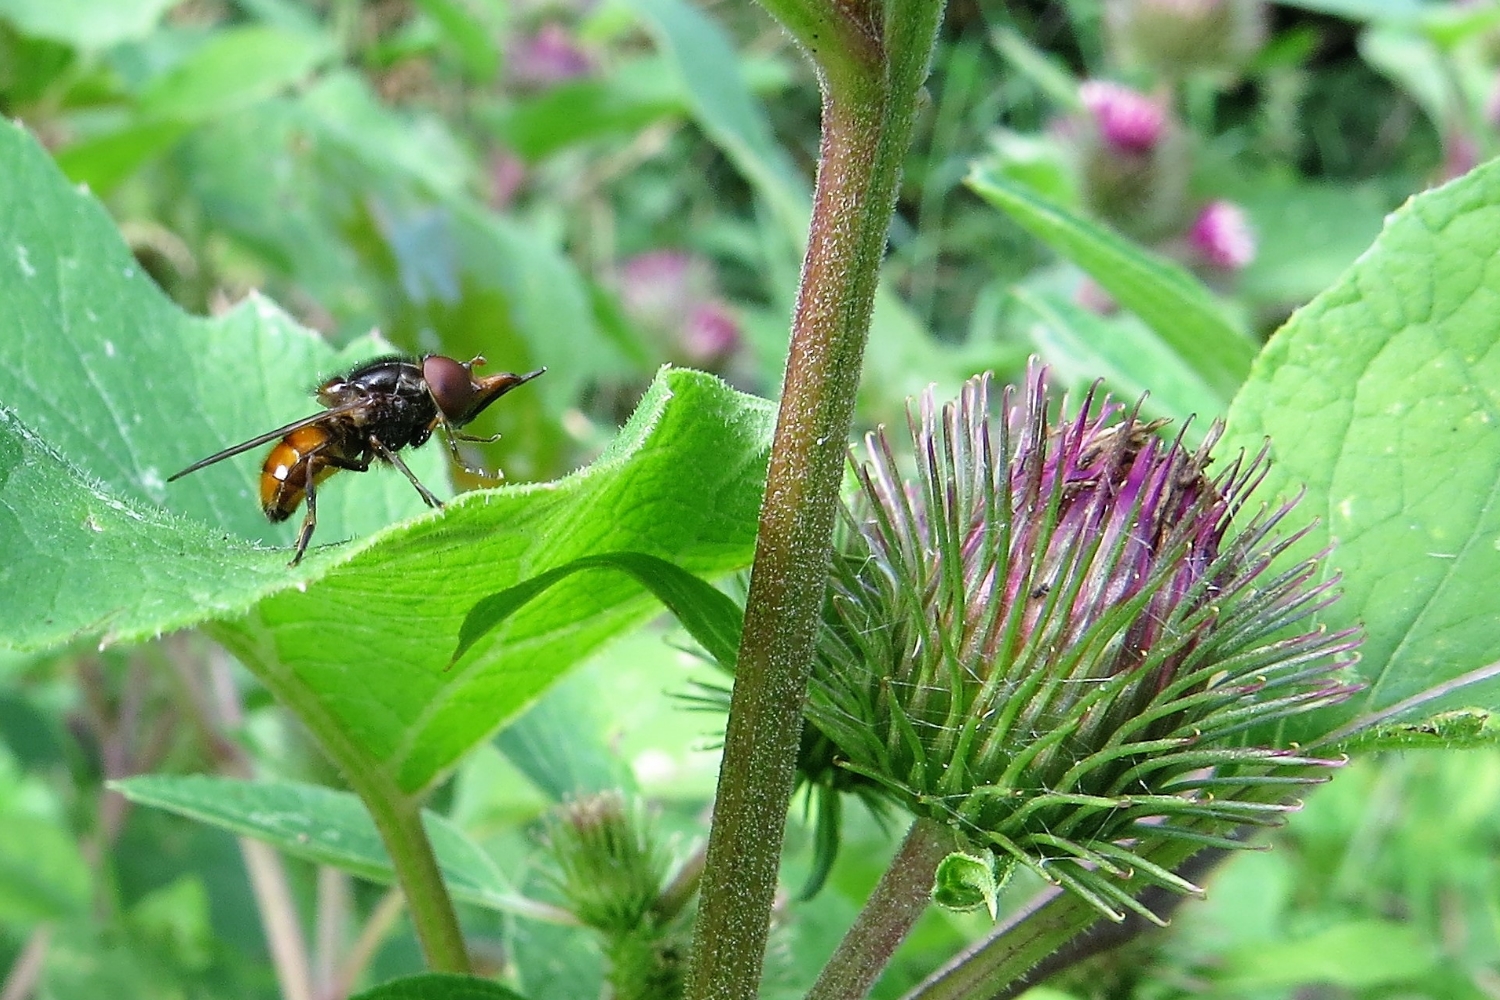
423,355,477,422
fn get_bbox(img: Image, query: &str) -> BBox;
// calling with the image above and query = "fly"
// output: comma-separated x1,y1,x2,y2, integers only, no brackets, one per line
168,354,545,565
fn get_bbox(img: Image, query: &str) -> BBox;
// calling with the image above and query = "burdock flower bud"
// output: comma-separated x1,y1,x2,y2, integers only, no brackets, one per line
1074,81,1188,241
546,792,667,934
809,367,1360,921
1106,0,1268,80
545,793,689,1000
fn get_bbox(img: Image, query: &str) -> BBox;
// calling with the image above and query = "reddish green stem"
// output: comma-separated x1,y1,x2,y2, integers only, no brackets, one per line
684,1,945,997
808,818,953,1000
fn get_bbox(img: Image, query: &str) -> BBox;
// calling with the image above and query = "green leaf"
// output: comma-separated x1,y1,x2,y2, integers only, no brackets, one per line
989,26,1080,108
0,814,90,925
111,775,566,921
413,0,500,80
1224,158,1500,733
351,973,530,1000
454,551,743,668
1337,709,1499,753
494,665,639,801
53,119,193,196
1218,920,1438,989
137,26,333,121
0,121,773,801
622,0,808,237
0,0,177,49
490,59,682,161
1014,288,1223,428
1235,181,1389,307
967,166,1254,403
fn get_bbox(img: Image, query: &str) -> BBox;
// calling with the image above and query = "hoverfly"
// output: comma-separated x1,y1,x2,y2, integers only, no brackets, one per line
168,354,545,565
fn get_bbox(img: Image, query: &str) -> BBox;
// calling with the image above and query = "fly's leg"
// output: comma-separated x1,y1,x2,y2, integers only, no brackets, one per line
369,436,444,508
289,453,368,566
291,462,320,567
435,419,504,481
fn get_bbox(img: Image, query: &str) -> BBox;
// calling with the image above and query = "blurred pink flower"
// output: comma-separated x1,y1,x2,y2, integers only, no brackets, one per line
618,250,698,321
1073,277,1119,315
682,301,742,365
509,23,592,88
1188,200,1256,270
616,250,742,368
487,149,527,209
1079,81,1166,154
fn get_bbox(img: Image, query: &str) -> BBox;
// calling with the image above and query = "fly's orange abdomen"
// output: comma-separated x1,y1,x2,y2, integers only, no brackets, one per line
261,425,337,522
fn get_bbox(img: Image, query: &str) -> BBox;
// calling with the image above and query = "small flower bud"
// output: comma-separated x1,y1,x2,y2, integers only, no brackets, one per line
1107,0,1269,80
544,793,690,1000
1188,199,1256,271
932,852,1010,918
1073,82,1189,240
545,792,667,933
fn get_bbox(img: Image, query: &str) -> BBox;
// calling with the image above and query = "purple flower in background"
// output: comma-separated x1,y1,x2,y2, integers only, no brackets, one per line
616,250,742,369
618,250,697,322
1189,199,1256,270
809,366,1360,921
682,301,742,366
1080,81,1167,155
487,149,527,209
509,22,592,88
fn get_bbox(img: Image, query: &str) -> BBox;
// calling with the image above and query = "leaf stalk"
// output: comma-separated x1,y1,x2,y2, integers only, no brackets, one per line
807,818,953,1000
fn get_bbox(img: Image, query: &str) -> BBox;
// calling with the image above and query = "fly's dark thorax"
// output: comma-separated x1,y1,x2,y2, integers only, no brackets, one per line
320,358,439,453
359,391,439,452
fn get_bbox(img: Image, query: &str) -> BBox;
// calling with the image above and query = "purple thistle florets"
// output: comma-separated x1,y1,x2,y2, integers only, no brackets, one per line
1079,81,1167,155
809,365,1360,921
1189,199,1257,271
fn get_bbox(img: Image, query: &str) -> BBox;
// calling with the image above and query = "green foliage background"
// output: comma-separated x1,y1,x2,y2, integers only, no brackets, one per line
1,0,1499,998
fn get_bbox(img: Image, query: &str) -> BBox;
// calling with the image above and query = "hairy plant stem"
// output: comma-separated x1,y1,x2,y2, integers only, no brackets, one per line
364,793,470,973
208,622,471,974
685,1,944,997
807,818,953,1000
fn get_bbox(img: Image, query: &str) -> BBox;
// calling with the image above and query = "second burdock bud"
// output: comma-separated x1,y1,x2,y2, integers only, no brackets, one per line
1106,0,1269,82
546,792,692,1000
1074,81,1190,241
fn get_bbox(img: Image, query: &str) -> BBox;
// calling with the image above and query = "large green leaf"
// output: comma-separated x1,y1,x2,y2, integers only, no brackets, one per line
0,0,177,48
968,166,1255,403
0,122,774,797
351,974,529,1000
136,25,333,120
454,550,743,668
111,775,563,921
1225,160,1500,733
